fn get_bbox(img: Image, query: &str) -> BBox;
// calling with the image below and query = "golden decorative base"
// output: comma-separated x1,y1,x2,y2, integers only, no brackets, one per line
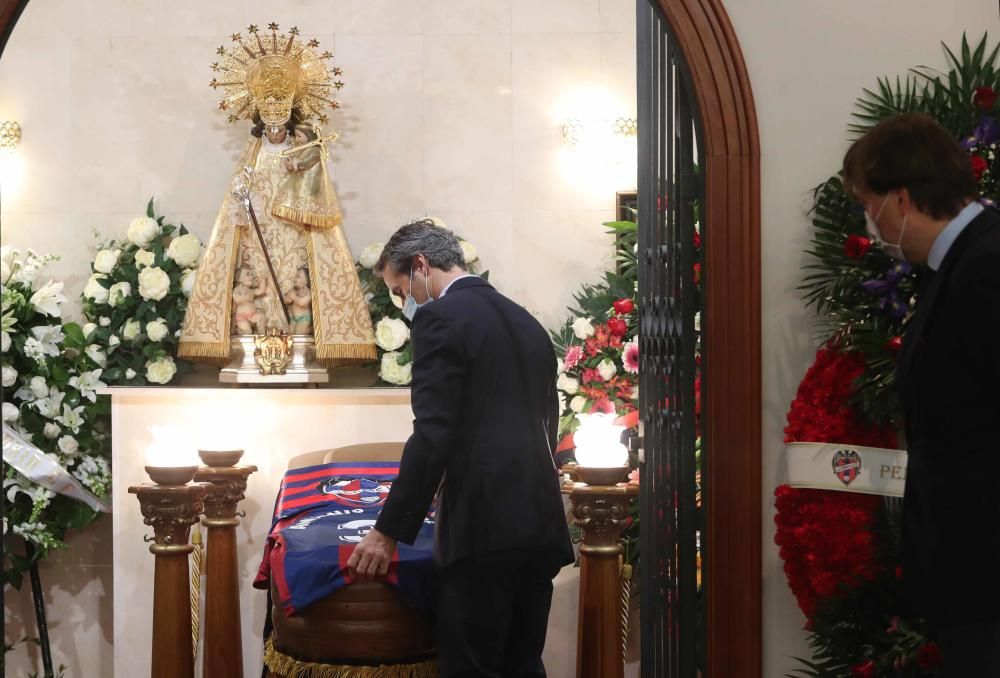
219,335,329,384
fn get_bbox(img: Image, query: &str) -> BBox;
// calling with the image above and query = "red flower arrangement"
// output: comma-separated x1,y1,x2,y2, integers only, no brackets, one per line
971,154,989,180
844,234,873,260
850,659,876,678
776,346,896,619
774,345,954,675
974,85,997,110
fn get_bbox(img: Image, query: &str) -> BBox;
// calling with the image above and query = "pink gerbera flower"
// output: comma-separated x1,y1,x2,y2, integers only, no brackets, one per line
623,339,639,374
589,398,616,414
564,345,583,371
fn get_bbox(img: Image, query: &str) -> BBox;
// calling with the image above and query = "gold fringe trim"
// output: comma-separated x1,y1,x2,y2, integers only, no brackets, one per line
177,340,231,365
316,341,378,367
272,204,342,229
264,635,437,678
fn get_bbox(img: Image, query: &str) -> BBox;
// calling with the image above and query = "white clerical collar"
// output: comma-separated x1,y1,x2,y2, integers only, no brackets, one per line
439,274,477,298
927,201,984,271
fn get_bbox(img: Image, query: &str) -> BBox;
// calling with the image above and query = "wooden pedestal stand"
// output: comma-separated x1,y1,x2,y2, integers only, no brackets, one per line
129,468,209,678
194,451,257,678
567,482,639,678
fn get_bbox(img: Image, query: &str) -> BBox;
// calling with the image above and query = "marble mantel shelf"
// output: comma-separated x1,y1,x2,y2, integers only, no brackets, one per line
98,386,411,405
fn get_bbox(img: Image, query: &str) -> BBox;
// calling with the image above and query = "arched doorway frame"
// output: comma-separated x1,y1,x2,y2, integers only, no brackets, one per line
641,0,762,674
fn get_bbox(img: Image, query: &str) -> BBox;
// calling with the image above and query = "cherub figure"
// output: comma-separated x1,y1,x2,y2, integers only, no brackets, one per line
232,267,268,335
283,266,313,335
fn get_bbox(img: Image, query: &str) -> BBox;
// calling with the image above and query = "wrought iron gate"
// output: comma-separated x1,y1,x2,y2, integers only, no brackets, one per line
637,0,706,675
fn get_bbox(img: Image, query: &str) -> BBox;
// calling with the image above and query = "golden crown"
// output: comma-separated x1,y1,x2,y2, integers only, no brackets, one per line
210,23,345,126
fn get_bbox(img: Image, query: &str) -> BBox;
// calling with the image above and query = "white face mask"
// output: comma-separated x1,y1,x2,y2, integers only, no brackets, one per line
402,264,433,322
865,194,907,260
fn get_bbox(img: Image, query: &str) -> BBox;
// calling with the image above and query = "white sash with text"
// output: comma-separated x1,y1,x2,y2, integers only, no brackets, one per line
785,441,908,498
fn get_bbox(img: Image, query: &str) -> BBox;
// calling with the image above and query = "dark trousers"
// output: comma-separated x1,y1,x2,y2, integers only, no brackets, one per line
435,552,559,678
935,621,1000,678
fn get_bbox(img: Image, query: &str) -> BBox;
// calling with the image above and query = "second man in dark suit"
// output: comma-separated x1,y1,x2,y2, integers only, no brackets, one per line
843,112,1000,677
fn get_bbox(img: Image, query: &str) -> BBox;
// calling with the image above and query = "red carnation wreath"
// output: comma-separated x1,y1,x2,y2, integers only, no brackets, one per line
775,345,944,676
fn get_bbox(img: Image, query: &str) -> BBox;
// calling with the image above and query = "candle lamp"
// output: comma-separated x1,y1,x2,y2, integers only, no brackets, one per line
572,413,630,485
129,457,210,678
193,449,257,678
564,412,638,678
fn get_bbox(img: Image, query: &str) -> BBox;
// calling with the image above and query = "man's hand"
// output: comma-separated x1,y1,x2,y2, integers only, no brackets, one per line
346,528,397,582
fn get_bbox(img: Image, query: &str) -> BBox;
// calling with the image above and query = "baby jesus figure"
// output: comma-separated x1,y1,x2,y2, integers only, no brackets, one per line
283,266,313,335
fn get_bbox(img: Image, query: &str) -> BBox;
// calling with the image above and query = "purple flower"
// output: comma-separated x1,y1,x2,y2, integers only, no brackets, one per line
962,115,1000,149
861,262,912,319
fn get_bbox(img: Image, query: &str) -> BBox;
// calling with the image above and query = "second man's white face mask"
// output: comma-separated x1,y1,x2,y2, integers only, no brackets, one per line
865,193,907,260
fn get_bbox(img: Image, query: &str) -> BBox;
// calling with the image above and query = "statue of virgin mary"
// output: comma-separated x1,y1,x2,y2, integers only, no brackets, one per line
178,24,376,367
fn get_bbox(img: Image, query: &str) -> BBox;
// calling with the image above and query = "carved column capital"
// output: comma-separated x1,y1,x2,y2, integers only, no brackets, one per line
193,465,257,526
128,483,210,555
568,484,639,556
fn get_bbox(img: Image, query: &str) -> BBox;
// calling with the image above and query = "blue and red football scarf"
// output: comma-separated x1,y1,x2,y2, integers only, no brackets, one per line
254,461,435,618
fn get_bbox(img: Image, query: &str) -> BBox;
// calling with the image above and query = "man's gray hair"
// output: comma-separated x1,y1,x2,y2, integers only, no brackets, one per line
375,219,467,274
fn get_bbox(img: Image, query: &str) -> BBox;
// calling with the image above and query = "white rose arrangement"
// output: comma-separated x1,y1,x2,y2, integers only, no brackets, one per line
353,219,489,386
358,242,384,270
165,233,202,268
1,248,112,588
145,356,177,384
379,351,413,386
374,317,409,351
80,200,200,386
108,281,131,306
93,248,121,274
137,266,170,301
134,249,155,268
127,216,159,247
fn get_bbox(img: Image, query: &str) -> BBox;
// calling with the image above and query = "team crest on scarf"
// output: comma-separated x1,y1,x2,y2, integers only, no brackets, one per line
831,448,862,486
319,476,391,508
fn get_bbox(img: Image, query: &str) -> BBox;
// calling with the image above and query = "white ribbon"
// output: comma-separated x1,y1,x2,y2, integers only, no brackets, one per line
785,441,908,498
2,424,111,513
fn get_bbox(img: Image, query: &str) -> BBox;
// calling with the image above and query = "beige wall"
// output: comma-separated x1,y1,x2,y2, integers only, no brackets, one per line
723,0,1000,675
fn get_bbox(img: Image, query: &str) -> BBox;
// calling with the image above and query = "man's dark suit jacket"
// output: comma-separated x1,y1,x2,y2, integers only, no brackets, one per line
375,277,575,570
896,205,1000,624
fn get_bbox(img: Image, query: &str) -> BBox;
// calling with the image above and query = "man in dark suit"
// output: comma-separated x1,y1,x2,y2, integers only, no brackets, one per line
843,112,1000,677
347,220,574,677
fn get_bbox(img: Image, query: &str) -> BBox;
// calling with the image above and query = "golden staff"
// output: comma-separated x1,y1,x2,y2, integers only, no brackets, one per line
190,527,203,660
231,167,291,326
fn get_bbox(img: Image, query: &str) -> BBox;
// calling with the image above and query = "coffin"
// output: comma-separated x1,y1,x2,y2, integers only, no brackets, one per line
266,443,436,676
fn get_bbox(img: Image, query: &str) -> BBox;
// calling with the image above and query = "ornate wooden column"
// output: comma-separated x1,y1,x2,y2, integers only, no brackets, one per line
129,468,208,678
569,483,639,678
194,451,256,678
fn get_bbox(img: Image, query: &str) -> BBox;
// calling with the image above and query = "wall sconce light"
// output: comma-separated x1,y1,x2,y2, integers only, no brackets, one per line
611,117,637,138
562,117,585,145
0,121,22,150
562,116,637,146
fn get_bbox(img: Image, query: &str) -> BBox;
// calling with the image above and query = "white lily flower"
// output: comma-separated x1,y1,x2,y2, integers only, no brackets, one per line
29,280,67,318
55,403,86,433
